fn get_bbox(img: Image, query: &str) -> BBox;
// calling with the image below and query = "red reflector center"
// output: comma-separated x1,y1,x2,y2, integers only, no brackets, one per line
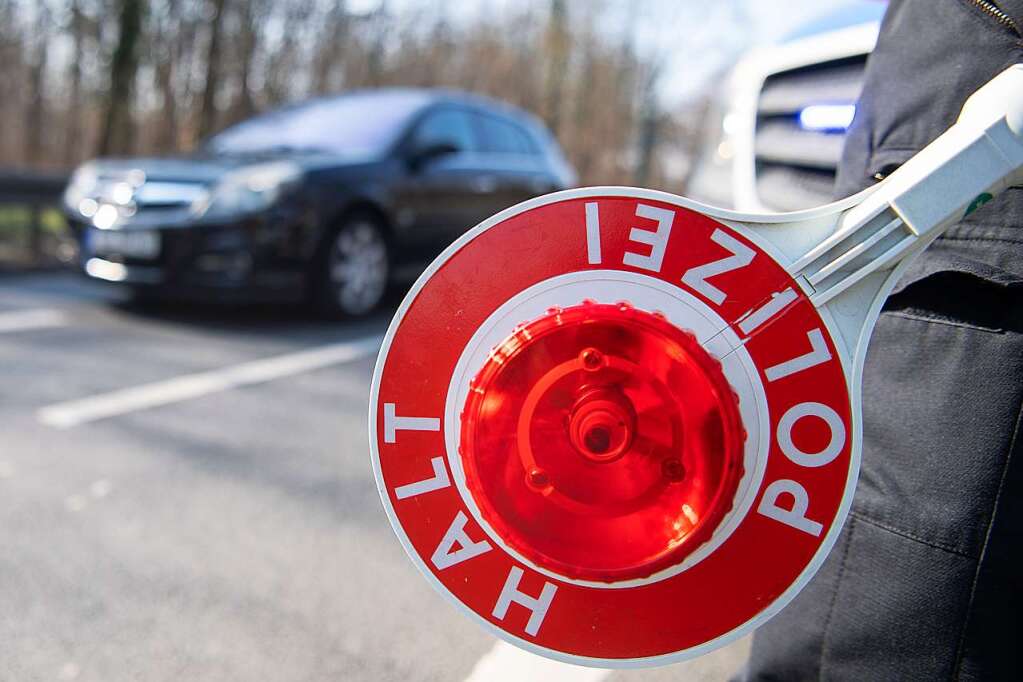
459,301,745,582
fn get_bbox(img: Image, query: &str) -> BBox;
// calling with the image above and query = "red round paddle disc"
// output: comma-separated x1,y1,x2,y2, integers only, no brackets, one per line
370,189,857,666
460,301,746,583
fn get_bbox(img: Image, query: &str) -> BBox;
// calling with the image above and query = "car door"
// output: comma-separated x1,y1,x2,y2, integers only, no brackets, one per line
472,112,553,215
393,106,488,248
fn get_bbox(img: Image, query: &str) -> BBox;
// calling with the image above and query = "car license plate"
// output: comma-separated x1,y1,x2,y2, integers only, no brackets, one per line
87,229,160,259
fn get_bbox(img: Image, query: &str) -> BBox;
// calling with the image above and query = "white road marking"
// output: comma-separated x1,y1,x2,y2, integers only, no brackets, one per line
465,641,610,682
37,335,383,429
0,308,67,333
58,662,81,680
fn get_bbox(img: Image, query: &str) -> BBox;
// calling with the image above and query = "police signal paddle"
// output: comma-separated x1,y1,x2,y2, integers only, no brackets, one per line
369,65,1023,667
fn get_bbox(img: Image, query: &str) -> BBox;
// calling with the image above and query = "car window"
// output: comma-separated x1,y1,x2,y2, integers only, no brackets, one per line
476,113,538,155
413,108,477,152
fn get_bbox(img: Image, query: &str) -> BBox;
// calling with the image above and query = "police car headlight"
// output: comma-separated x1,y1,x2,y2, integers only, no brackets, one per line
191,161,302,219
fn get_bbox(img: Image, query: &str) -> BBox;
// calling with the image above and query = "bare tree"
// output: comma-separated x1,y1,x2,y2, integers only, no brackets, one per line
263,3,313,106
0,0,24,164
62,0,88,163
541,0,569,136
196,0,227,140
633,62,662,186
311,0,351,95
24,4,51,165
4,0,716,192
228,0,265,123
360,4,389,88
97,0,145,156
148,0,183,152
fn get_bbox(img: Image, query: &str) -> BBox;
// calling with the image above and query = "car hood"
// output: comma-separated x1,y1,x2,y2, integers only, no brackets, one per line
86,150,379,185
66,152,388,228
85,157,244,185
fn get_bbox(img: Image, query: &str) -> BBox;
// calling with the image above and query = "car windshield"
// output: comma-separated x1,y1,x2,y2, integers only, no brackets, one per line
205,91,429,157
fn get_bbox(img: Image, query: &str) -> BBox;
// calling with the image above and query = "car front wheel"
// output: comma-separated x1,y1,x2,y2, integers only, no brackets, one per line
317,214,390,317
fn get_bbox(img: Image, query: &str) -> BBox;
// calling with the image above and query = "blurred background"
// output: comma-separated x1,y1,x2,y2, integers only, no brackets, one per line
7,0,827,177
0,1,883,680
0,0,859,268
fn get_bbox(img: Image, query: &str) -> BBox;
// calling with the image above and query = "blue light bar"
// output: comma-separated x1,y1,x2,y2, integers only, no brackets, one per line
798,104,857,132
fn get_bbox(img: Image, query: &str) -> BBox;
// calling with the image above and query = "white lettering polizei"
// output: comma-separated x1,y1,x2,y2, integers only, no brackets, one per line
431,511,492,570
394,456,451,500
623,204,676,273
764,329,833,382
681,228,755,305
584,202,602,264
777,402,846,468
383,402,440,443
492,566,558,637
757,479,824,537
737,288,799,335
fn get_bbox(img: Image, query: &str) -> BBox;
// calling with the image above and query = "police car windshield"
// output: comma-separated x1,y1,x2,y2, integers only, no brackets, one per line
206,91,429,158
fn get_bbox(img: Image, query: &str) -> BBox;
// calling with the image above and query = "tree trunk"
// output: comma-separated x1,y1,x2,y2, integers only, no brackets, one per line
230,0,260,123
632,64,662,186
197,0,227,140
312,0,349,95
633,106,659,186
155,59,178,152
174,8,200,148
541,0,569,136
97,0,145,156
64,0,85,164
24,6,50,166
151,0,181,152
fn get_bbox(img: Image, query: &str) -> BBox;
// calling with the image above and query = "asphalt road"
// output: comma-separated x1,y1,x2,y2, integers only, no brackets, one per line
0,272,749,682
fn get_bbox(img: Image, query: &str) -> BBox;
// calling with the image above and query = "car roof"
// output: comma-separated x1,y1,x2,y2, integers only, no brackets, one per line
305,87,544,130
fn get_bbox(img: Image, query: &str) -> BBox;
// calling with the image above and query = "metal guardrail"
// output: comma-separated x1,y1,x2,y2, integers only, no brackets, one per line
0,171,69,202
0,170,73,270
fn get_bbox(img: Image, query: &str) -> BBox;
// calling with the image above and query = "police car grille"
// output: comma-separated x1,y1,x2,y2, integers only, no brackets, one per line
754,57,867,211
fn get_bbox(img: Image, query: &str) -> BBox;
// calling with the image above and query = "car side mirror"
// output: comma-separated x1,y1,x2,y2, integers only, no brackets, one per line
408,141,459,171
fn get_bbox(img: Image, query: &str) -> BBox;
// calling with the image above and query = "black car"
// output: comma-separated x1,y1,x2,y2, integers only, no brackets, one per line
62,89,576,316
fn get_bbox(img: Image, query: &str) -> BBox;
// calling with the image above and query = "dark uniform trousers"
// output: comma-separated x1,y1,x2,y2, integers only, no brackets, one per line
740,1,1023,679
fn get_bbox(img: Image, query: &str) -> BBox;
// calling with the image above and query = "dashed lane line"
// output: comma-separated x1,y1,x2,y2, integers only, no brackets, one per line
37,335,383,429
0,308,67,334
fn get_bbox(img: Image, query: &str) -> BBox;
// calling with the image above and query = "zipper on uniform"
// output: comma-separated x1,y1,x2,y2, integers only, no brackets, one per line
872,2,1021,184
968,0,1022,37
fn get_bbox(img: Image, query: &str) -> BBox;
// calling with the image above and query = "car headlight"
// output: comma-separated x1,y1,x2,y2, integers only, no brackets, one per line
191,161,302,219
63,162,98,211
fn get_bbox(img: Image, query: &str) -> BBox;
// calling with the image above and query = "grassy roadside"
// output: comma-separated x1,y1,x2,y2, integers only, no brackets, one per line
0,204,75,269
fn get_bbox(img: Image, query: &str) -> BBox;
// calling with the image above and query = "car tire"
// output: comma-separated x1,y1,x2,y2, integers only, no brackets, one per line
315,212,391,318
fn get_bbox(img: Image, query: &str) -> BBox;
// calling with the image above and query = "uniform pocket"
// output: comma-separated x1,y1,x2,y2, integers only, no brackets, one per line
887,272,1022,333
819,516,975,681
855,256,1023,557
885,246,1023,331
866,148,916,182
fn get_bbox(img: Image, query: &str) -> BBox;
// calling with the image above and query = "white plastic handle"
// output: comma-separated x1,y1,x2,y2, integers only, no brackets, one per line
861,63,1023,237
786,64,1023,307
